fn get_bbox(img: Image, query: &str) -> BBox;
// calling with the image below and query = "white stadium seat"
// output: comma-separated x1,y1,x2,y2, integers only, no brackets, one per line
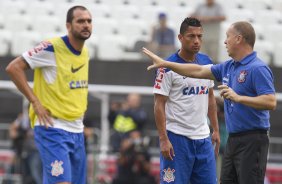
264,25,282,45
169,6,193,32
99,0,125,6
254,10,282,25
0,1,25,16
242,0,271,11
0,14,4,29
85,36,99,59
254,40,274,65
33,16,61,34
11,31,41,56
271,0,282,11
111,5,139,20
217,41,231,63
4,15,32,33
25,1,55,17
252,23,264,41
118,19,149,48
0,30,12,56
126,0,152,7
52,2,77,18
88,4,111,19
227,9,255,23
139,5,167,26
273,42,282,67
218,22,230,44
92,18,118,35
97,35,126,61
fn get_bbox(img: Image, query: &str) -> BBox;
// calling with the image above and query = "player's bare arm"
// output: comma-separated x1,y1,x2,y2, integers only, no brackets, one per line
6,57,53,128
143,47,215,80
218,85,277,110
208,88,220,157
154,94,175,161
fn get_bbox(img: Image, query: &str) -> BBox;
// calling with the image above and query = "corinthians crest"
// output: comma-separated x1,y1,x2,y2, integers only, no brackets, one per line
238,70,248,83
163,167,175,183
51,160,64,177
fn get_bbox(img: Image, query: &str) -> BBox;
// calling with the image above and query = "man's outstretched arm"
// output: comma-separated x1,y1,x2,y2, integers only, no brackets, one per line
143,47,215,80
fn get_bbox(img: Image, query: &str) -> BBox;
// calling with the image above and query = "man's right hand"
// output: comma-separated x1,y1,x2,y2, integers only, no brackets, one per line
32,100,53,128
142,47,167,71
159,137,175,161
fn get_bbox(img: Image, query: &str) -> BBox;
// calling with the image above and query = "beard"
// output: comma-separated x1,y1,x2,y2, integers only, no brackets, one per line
72,29,92,41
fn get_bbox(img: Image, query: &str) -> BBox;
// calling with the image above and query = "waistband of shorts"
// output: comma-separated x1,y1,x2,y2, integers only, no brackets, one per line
229,129,268,137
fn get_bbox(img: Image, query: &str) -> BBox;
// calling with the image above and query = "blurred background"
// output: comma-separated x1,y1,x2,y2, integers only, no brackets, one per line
0,0,282,183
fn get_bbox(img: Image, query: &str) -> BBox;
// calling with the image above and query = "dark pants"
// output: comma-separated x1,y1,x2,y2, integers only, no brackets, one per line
220,130,269,184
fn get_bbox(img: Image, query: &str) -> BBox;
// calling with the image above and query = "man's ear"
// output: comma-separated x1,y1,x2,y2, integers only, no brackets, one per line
236,35,243,44
178,34,182,42
66,22,71,31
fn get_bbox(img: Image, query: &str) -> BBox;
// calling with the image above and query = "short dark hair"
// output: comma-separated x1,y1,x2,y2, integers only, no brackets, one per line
232,21,256,48
66,5,88,23
180,17,202,35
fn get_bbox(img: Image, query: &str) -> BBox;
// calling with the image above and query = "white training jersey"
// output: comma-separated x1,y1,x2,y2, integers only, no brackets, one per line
22,36,84,133
153,52,214,139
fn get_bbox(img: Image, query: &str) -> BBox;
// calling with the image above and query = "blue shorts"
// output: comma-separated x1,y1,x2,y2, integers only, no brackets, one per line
160,131,217,184
34,126,86,184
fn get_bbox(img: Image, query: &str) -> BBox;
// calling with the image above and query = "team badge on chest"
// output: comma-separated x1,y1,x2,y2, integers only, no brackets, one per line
238,70,248,83
163,167,175,183
51,160,64,177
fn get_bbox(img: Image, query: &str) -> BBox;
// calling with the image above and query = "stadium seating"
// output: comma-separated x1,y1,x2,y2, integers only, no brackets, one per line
0,0,25,16
111,5,139,20
140,5,168,26
33,16,61,34
92,17,118,36
272,0,282,11
25,1,55,17
0,30,12,57
118,19,149,48
0,0,281,66
226,8,255,23
10,31,41,56
264,25,282,45
88,4,111,18
254,10,282,25
97,34,126,61
273,42,282,67
4,14,32,33
254,40,274,65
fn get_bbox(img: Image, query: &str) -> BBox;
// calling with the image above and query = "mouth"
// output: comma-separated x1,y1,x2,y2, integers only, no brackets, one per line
81,30,90,34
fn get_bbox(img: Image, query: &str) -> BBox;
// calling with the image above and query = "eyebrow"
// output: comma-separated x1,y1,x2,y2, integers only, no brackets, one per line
77,18,92,22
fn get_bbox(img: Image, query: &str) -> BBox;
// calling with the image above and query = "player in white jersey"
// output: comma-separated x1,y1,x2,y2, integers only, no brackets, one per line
152,17,220,184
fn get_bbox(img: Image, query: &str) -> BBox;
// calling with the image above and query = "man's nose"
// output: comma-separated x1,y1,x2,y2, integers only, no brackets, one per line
194,36,201,43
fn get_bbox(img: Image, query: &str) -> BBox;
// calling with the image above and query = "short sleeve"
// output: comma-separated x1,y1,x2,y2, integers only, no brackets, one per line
153,68,172,96
252,66,275,95
211,63,224,82
22,41,56,69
